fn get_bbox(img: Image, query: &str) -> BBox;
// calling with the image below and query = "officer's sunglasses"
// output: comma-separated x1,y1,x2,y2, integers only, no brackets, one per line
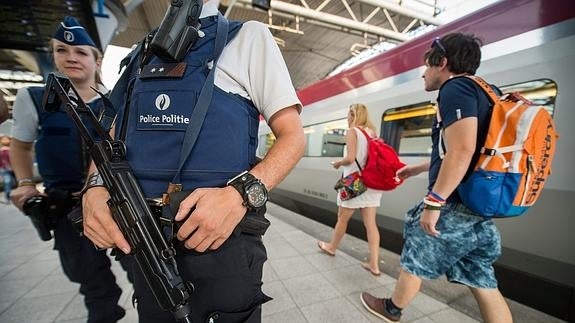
431,37,447,55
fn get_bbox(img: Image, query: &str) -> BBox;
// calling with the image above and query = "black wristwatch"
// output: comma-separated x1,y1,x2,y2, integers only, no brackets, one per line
227,171,268,211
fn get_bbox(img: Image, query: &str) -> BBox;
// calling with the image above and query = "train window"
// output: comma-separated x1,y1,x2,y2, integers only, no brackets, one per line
499,79,557,116
257,119,349,158
306,119,349,157
381,103,435,156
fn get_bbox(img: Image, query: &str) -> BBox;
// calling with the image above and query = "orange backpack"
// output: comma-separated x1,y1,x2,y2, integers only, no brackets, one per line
446,76,558,217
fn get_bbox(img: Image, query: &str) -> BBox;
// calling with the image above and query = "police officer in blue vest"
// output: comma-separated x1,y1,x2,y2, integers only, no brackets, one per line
81,0,306,321
10,16,128,323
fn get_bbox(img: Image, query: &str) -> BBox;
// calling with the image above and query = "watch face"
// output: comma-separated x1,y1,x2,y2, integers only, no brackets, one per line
246,182,268,208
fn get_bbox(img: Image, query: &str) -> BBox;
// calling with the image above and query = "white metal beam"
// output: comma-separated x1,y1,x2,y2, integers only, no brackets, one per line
237,0,409,41
233,2,389,41
354,0,442,25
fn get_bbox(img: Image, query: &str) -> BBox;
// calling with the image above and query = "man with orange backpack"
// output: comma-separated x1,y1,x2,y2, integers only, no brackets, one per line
360,33,515,322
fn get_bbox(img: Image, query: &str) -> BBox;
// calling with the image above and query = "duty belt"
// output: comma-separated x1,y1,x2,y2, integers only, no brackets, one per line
24,189,80,241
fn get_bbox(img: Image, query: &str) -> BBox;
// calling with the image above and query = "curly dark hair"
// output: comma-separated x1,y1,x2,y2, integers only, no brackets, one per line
424,33,483,75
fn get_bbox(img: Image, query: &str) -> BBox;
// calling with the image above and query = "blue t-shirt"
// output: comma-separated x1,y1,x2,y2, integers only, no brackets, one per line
428,77,498,203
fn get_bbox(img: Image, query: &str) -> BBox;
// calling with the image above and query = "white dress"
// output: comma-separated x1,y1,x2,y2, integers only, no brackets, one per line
337,127,383,208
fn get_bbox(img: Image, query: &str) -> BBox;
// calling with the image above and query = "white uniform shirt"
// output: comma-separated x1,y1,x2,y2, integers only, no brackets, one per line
201,0,302,120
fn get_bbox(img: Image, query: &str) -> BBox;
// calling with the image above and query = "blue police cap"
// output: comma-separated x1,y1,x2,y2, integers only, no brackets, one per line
53,16,97,47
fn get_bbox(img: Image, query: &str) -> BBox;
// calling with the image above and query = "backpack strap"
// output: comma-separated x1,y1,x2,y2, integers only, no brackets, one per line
464,75,524,169
436,104,447,160
355,127,371,140
436,75,497,160
465,75,499,105
354,159,363,172
353,127,372,171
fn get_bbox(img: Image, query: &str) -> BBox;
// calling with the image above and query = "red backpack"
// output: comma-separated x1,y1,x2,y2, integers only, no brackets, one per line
356,128,406,191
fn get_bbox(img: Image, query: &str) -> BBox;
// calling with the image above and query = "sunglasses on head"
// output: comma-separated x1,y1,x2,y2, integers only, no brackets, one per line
431,37,447,55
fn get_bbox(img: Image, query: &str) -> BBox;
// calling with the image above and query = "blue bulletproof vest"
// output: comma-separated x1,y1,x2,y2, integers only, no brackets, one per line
28,86,103,191
115,16,260,197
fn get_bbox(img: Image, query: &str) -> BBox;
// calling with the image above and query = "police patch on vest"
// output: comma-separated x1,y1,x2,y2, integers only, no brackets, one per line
137,92,193,131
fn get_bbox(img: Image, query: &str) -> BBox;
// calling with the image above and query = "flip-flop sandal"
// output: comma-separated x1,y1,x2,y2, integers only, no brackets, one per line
361,262,381,276
317,241,335,256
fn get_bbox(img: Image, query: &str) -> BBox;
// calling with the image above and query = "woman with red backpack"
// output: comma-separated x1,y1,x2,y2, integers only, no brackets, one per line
318,103,384,276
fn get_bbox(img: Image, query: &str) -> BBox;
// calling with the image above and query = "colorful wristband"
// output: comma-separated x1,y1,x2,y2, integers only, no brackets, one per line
428,191,446,203
423,203,442,211
423,197,443,207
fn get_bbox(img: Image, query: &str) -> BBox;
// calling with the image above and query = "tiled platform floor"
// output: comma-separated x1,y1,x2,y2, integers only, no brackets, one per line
0,201,564,322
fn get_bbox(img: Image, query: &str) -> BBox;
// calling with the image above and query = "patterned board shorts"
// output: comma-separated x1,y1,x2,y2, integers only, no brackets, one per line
400,202,501,289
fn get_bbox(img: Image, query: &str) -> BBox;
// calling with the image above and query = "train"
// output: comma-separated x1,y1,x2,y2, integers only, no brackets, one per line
257,0,575,320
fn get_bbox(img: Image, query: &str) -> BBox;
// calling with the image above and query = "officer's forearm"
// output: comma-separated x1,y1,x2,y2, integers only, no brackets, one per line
251,106,305,190
9,138,35,181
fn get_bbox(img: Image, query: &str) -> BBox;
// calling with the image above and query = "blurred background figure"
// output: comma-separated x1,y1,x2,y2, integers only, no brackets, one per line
0,134,12,204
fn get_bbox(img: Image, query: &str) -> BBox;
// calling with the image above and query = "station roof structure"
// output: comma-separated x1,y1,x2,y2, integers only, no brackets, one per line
0,0,444,104
115,0,443,89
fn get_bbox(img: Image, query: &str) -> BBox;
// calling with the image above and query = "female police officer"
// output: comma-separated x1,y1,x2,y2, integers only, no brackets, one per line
10,16,128,323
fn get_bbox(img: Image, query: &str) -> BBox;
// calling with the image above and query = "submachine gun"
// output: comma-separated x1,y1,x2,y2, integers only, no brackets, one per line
43,72,194,323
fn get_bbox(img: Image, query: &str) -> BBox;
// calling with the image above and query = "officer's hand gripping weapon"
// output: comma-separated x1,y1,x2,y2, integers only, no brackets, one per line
43,72,194,323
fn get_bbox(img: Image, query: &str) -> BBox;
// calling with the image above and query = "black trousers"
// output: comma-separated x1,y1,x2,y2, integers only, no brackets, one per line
132,232,271,323
53,217,128,323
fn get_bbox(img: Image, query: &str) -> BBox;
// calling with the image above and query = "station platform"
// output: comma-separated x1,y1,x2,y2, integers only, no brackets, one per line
0,201,565,322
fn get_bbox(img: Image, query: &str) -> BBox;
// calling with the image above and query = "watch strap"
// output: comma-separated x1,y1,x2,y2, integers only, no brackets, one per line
228,171,251,206
227,171,267,209
227,170,249,186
